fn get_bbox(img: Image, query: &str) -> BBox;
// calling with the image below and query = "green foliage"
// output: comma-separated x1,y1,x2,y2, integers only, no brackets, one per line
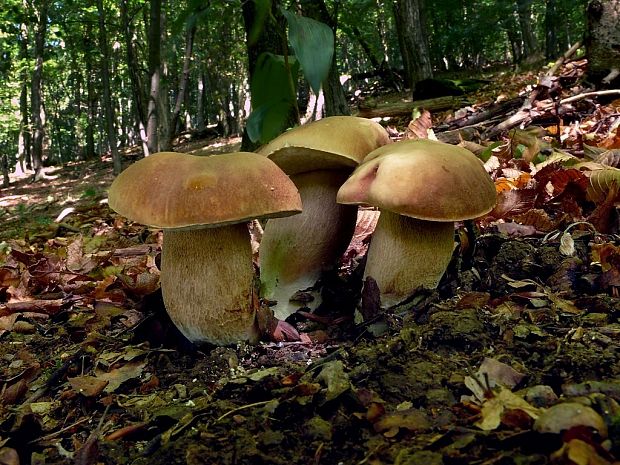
247,52,300,144
247,5,334,143
280,8,334,95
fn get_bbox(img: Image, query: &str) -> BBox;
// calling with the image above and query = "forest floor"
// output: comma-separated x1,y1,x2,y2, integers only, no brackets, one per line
1,59,620,465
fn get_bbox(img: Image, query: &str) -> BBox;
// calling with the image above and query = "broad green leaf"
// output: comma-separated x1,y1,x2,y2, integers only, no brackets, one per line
250,52,298,108
247,52,299,143
246,100,294,144
248,0,272,46
281,8,333,94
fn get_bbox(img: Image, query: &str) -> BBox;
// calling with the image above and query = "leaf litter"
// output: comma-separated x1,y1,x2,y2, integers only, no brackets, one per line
1,63,620,464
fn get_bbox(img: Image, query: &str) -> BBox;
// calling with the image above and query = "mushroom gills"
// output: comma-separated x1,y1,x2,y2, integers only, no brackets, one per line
260,170,357,320
161,223,259,345
364,210,455,308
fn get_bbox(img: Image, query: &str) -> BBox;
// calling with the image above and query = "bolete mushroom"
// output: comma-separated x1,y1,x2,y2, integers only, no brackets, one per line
108,151,302,345
257,116,391,320
337,139,496,307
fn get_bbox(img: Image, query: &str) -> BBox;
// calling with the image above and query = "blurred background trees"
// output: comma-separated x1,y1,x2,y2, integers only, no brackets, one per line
0,0,590,183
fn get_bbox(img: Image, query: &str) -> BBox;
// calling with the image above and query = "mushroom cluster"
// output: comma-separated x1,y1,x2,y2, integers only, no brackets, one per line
257,116,391,320
337,139,496,308
108,151,301,345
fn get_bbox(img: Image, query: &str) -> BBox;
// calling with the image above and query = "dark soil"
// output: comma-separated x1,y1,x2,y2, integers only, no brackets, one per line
1,141,619,464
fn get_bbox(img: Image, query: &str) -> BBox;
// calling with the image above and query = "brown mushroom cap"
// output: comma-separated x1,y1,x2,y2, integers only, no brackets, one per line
337,139,496,221
108,151,302,229
257,116,391,175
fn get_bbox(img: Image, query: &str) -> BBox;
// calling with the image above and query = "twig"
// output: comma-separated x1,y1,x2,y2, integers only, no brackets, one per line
546,41,581,77
560,89,620,104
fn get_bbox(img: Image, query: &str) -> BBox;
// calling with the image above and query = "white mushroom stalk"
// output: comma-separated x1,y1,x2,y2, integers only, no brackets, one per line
107,151,301,345
363,211,455,308
337,139,497,308
161,225,258,344
257,116,392,319
260,170,357,320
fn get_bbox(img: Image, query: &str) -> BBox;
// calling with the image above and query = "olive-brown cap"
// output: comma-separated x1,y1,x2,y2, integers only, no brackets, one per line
108,151,302,229
337,139,496,221
257,116,391,175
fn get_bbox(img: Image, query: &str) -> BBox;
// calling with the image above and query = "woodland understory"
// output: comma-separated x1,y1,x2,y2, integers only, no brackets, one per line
1,57,620,465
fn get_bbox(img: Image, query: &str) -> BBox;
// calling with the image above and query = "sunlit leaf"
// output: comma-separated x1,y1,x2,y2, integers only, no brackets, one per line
281,8,333,94
586,167,620,203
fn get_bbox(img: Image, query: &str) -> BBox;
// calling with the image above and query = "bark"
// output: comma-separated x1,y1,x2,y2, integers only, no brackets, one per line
356,95,467,118
544,0,558,60
121,0,149,157
18,19,30,173
300,0,349,117
96,0,122,175
196,72,206,131
169,24,196,146
146,0,162,154
392,0,433,90
84,19,96,160
516,0,540,61
585,0,620,86
30,0,48,181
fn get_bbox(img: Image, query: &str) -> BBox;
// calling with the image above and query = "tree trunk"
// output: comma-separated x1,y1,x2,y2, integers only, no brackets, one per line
121,0,149,157
544,0,558,60
96,0,122,175
516,0,540,61
300,0,349,117
392,0,433,91
585,0,620,86
18,19,31,174
169,24,196,146
147,0,162,154
83,18,96,160
196,72,206,132
30,0,48,181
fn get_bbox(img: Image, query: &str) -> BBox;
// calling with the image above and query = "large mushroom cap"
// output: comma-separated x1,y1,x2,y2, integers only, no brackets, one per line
258,116,391,174
108,151,302,229
337,139,496,221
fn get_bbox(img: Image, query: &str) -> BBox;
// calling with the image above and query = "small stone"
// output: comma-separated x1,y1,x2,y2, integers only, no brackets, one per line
524,385,558,408
534,402,607,437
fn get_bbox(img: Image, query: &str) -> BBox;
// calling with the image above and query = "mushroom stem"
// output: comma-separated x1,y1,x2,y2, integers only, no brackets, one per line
161,223,259,345
260,170,357,320
364,210,455,307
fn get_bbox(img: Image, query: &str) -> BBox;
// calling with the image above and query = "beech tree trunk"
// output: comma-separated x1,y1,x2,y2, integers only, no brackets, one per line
544,0,558,60
146,0,162,154
96,0,122,175
18,18,31,173
169,24,196,146
392,0,433,90
585,0,620,86
121,0,149,157
30,0,47,181
516,0,540,61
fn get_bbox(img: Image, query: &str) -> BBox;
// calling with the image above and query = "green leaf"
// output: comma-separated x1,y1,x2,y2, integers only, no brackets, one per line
250,52,298,108
248,0,272,47
247,52,299,143
280,8,333,94
246,100,293,144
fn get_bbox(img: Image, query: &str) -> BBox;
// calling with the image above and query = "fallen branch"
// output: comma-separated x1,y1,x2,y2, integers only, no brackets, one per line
356,96,468,118
560,89,620,104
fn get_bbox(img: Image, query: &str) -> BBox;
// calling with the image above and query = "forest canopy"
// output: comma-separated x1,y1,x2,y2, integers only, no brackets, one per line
0,0,586,181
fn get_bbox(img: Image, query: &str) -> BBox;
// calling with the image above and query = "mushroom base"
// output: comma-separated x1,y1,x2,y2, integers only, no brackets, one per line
364,211,455,308
161,224,259,345
260,170,357,320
